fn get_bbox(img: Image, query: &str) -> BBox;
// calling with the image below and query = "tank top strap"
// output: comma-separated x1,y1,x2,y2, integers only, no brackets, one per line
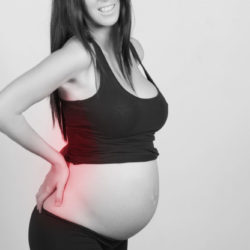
90,39,159,94
88,39,105,74
129,41,156,87
90,39,100,56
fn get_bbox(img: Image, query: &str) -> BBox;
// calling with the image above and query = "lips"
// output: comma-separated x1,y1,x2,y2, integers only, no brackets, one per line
98,3,116,12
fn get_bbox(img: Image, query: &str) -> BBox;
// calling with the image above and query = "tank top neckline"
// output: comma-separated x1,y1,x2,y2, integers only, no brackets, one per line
60,40,161,104
91,39,161,101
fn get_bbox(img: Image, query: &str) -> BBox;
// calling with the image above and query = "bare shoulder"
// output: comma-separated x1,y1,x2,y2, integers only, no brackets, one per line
61,36,92,69
130,37,144,61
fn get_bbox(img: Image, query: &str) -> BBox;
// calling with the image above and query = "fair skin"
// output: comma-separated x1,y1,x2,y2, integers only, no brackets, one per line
0,0,144,212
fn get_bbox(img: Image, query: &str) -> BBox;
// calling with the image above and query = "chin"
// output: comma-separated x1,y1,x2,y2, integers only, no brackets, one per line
100,19,118,27
93,16,119,28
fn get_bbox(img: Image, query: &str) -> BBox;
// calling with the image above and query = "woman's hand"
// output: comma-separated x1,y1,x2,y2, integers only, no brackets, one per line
35,161,70,213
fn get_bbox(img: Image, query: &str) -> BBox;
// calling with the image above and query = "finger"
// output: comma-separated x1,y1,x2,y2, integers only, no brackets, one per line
36,196,44,213
36,198,41,213
36,184,49,200
55,183,65,206
35,186,50,205
38,185,43,193
37,187,54,213
35,193,40,209
36,191,44,213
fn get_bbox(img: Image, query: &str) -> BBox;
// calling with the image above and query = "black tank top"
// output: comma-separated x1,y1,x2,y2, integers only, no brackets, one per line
59,40,168,164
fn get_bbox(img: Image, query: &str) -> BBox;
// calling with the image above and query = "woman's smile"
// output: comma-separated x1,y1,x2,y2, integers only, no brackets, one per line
98,2,117,15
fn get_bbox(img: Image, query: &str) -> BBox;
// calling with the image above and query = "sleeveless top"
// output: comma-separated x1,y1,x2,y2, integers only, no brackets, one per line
59,39,168,164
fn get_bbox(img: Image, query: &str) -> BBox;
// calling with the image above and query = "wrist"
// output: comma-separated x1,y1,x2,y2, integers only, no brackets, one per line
51,152,66,167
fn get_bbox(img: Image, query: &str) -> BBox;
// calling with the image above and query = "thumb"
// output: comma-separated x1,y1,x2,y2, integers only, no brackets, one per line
55,183,64,206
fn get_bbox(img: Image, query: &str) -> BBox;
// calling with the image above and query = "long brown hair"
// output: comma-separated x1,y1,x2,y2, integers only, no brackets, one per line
49,0,137,141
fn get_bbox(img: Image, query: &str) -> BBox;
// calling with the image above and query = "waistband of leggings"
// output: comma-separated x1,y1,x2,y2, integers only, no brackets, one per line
39,205,127,243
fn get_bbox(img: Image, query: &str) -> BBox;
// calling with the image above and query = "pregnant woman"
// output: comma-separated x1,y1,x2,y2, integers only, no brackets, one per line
0,0,168,249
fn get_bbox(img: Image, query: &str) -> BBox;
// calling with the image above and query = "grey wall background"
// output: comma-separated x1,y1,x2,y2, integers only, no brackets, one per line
0,0,249,249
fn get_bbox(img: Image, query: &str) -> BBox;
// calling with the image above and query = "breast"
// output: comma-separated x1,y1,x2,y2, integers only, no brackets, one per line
62,93,168,139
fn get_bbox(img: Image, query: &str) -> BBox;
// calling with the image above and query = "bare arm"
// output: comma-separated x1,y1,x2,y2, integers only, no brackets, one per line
0,37,91,166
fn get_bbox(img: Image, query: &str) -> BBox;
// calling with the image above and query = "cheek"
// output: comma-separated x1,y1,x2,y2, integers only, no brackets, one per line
87,7,101,22
85,0,98,17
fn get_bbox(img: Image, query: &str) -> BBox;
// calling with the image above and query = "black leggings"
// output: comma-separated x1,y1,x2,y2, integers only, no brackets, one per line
28,205,128,250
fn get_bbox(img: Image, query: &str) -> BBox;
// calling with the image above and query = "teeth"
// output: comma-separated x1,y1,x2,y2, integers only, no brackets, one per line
99,4,115,12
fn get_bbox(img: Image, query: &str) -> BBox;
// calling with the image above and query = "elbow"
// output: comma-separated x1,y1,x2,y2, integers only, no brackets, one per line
0,107,7,128
0,108,19,131
0,112,9,131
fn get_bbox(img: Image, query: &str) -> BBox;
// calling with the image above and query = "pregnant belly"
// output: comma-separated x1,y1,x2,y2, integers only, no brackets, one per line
43,159,159,240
